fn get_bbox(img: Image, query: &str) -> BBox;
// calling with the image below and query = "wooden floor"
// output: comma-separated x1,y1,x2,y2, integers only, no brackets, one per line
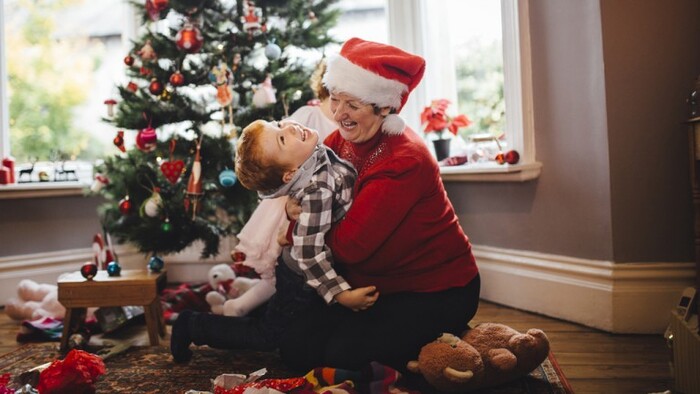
0,300,674,394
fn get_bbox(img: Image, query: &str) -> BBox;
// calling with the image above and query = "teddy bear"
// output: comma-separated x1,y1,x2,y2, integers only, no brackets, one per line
205,263,260,316
5,279,66,321
406,323,550,393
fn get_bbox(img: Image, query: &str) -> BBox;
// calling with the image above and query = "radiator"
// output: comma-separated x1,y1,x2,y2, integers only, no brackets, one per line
670,312,700,394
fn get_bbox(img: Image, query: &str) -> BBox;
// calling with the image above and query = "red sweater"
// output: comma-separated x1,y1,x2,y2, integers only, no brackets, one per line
324,126,478,294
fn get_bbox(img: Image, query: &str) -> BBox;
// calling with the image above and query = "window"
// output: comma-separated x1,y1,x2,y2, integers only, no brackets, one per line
0,0,134,185
330,0,539,181
0,0,538,190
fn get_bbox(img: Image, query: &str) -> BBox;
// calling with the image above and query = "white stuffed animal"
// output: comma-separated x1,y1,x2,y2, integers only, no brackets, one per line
5,279,66,321
205,264,260,316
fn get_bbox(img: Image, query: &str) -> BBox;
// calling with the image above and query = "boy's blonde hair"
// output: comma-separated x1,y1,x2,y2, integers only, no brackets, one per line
235,120,288,192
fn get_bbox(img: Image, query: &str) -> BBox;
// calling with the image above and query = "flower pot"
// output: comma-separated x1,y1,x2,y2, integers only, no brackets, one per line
433,139,451,161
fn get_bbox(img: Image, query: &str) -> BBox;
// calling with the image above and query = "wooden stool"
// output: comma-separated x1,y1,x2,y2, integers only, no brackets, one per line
58,269,167,352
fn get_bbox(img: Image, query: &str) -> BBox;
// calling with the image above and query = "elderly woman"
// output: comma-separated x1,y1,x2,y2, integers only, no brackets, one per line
277,37,480,371
171,38,480,373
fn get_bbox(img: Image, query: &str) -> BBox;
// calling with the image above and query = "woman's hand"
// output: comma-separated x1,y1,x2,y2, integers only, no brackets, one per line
335,286,379,311
285,197,302,221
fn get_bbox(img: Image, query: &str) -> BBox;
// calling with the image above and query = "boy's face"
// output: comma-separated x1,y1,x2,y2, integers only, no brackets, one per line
258,121,319,180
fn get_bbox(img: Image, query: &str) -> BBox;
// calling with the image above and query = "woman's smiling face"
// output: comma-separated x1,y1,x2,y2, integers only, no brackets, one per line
330,91,389,143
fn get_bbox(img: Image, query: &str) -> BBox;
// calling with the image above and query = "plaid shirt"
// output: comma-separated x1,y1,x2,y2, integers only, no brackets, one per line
282,145,356,304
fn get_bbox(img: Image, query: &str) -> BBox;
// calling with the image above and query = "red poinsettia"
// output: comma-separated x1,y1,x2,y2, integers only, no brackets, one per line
420,99,471,138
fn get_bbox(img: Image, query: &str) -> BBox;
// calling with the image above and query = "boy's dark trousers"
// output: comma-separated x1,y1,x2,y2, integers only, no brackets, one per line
178,258,323,352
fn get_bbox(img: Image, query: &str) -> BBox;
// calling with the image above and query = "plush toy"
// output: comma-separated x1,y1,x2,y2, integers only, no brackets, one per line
407,323,550,393
5,279,66,321
205,263,260,316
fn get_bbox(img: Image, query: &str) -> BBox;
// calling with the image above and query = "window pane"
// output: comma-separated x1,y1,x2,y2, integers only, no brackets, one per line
329,0,387,45
3,0,128,181
450,0,504,140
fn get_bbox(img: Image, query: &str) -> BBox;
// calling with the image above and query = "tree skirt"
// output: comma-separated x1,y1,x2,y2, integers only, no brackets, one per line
0,344,573,393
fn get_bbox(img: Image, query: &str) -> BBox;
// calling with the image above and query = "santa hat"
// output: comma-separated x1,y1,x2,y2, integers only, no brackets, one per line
323,38,425,134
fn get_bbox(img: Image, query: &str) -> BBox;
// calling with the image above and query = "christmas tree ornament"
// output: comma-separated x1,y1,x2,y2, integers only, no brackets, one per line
169,71,185,87
140,66,152,76
148,255,164,272
161,217,172,232
242,1,262,37
231,53,241,72
252,75,277,108
219,168,236,187
118,196,132,215
185,138,204,218
148,78,164,95
209,61,233,106
90,173,109,193
106,261,122,277
145,0,169,21
80,262,98,280
113,130,126,152
175,23,204,53
136,126,158,152
126,82,138,93
504,149,520,165
92,233,108,269
140,189,163,217
160,139,185,184
138,39,157,62
103,99,117,117
264,40,282,60
159,87,172,101
124,54,135,66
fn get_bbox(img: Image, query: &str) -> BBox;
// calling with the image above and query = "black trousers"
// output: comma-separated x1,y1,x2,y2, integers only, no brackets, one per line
278,273,481,373
187,260,323,351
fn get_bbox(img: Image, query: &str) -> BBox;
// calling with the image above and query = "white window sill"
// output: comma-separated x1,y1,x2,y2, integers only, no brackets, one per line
440,161,542,182
0,181,92,199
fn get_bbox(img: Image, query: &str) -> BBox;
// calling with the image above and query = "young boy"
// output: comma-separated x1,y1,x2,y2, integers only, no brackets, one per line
167,120,378,364
235,119,377,310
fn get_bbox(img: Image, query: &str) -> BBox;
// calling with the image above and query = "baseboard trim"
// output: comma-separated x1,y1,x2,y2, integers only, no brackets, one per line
473,245,696,333
2,243,695,333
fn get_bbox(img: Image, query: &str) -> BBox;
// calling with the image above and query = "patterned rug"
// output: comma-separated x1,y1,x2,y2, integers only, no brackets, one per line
0,344,573,393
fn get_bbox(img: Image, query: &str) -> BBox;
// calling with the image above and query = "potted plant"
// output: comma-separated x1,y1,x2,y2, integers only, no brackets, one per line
421,99,471,161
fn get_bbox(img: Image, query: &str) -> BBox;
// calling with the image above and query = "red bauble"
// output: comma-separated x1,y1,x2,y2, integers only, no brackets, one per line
169,71,185,87
175,24,204,53
504,150,520,165
136,127,157,152
148,79,164,95
124,55,135,66
80,262,98,280
119,196,132,215
146,0,169,20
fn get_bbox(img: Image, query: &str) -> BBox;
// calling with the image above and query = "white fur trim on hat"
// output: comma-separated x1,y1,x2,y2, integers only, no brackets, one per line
323,54,408,110
382,114,405,135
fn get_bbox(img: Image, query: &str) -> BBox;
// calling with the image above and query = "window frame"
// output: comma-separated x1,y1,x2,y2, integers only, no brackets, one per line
387,0,540,182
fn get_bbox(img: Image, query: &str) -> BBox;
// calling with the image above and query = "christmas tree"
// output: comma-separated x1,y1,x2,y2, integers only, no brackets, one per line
93,0,340,258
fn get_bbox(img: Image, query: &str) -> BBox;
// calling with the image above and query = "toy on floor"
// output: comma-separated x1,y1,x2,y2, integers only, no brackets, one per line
406,322,550,393
205,263,260,316
5,279,66,321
